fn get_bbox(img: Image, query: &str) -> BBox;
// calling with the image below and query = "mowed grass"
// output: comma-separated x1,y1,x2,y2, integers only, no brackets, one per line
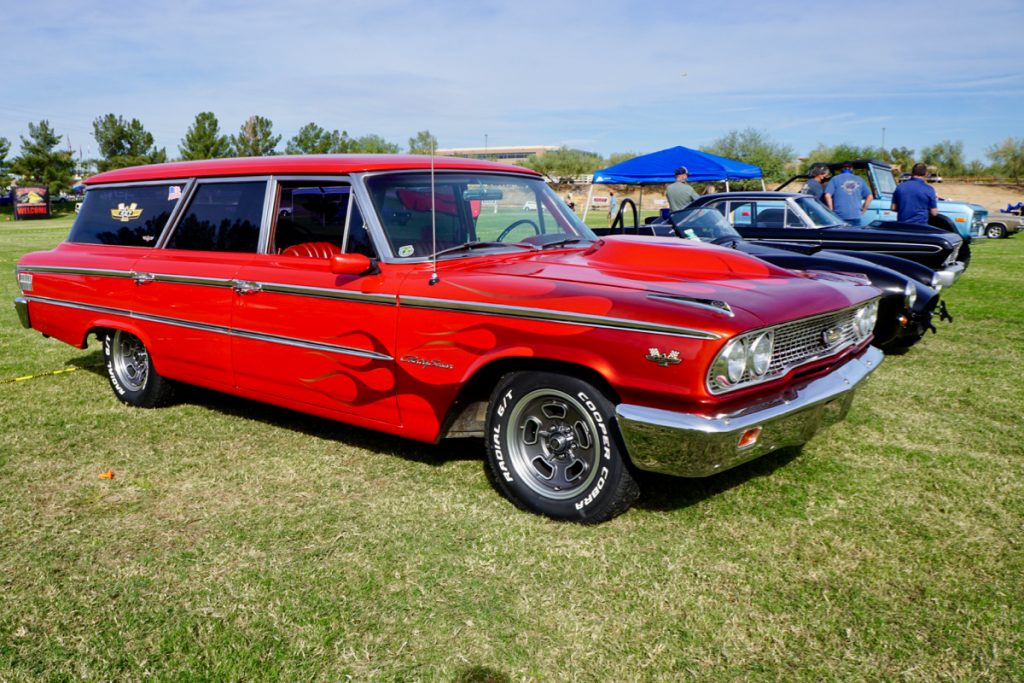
1,218,1022,681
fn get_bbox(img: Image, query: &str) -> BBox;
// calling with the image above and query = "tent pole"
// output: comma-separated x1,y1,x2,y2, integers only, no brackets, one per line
761,178,766,190
638,186,644,224
725,180,730,192
582,183,595,222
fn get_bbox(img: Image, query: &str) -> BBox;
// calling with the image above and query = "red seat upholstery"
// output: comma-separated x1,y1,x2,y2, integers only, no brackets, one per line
281,241,342,259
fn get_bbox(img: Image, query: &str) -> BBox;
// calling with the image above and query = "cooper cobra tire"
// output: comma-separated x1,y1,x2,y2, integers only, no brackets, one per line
485,372,639,523
103,330,174,408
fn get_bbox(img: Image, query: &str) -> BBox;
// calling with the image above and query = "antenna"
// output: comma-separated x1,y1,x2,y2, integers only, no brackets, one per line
428,143,439,286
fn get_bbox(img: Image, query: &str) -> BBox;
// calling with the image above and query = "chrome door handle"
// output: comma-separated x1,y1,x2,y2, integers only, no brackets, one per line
232,280,262,295
132,272,155,285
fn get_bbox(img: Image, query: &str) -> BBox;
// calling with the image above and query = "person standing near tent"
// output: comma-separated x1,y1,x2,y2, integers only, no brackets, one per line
824,162,873,225
666,166,699,212
607,191,618,225
890,163,937,225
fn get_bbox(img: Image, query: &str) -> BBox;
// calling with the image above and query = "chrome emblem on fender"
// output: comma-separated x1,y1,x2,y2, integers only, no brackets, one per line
646,348,681,367
821,326,843,347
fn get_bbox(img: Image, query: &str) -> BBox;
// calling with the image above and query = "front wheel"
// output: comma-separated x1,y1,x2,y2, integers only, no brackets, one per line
103,330,174,407
986,223,1006,239
485,372,639,523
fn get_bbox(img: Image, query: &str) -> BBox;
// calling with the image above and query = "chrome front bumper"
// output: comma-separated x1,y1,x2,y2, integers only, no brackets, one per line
616,345,883,477
14,297,31,329
936,263,964,289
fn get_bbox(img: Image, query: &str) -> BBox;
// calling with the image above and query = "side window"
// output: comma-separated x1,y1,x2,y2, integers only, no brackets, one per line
272,181,376,259
751,200,789,228
729,202,754,226
165,181,265,253
68,184,183,246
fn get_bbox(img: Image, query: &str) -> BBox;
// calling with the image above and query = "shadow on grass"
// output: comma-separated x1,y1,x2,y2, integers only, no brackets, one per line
70,346,800,512
632,446,804,513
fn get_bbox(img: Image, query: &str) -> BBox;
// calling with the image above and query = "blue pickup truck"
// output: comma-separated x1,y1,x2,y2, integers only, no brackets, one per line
780,159,988,240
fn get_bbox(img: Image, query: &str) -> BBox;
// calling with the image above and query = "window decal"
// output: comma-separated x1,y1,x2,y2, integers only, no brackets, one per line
111,202,144,222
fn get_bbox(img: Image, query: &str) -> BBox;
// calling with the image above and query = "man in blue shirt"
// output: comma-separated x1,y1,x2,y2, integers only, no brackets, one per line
825,162,873,225
800,163,829,202
891,163,938,225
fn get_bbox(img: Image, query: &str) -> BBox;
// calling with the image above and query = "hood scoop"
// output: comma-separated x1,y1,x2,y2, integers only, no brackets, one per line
584,236,777,279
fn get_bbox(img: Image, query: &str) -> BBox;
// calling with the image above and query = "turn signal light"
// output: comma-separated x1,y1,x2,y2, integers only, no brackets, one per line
737,426,762,450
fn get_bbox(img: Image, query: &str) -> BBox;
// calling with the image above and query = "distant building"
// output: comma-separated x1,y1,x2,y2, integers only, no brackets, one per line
435,145,559,165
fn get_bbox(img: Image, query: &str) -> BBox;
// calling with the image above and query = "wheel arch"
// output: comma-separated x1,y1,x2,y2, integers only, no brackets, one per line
440,356,622,440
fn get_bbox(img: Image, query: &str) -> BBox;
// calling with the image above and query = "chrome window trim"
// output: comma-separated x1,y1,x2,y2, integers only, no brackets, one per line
353,169,552,264
69,178,196,248
399,295,720,340
157,175,273,252
23,295,393,362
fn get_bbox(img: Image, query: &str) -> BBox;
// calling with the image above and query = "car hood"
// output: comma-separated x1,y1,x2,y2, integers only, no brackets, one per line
446,236,878,331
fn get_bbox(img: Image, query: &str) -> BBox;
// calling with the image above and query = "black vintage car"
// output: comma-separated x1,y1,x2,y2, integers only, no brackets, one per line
686,191,967,287
598,205,949,349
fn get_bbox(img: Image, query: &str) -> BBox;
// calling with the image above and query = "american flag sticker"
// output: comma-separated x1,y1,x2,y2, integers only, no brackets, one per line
168,185,182,201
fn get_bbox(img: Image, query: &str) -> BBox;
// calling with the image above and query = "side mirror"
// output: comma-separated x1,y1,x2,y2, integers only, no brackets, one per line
330,253,374,275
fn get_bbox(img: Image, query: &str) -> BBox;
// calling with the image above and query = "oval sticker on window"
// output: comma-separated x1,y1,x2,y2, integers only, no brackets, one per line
398,245,415,258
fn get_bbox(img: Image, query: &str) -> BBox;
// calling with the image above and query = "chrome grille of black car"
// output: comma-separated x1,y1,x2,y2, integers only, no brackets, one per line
766,307,860,377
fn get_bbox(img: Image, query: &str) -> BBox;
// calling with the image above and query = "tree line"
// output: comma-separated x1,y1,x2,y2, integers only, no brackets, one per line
0,113,442,193
1,116,1022,195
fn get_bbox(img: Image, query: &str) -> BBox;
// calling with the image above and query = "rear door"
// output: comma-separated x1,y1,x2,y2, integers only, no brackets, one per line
230,178,401,425
133,178,269,390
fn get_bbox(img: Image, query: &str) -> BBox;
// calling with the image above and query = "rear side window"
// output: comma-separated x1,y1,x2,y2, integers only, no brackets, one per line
165,181,266,252
68,184,183,246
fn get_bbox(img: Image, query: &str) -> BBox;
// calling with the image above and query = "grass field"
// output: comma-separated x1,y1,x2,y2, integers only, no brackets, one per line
1,217,1022,681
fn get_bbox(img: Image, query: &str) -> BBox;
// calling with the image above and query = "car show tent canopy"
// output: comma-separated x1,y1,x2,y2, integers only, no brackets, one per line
593,145,763,184
583,145,765,219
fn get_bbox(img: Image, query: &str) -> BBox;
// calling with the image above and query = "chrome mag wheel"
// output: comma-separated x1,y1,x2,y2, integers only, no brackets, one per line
505,388,602,501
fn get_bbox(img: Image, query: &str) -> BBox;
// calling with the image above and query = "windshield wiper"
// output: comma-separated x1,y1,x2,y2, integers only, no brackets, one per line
432,241,538,258
539,236,594,249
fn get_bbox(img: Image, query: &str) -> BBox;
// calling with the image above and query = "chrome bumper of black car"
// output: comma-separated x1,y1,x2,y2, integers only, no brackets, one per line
14,297,31,329
616,346,883,477
935,263,964,288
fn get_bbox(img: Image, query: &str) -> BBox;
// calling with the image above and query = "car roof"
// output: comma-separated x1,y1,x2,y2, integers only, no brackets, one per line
85,154,540,185
696,191,805,201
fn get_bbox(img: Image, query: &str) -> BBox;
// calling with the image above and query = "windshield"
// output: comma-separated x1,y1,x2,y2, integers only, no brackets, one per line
667,207,741,241
365,172,594,260
870,164,897,196
795,196,847,227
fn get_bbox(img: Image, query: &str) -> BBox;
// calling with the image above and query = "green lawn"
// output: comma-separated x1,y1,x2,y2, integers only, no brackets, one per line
1,220,1021,680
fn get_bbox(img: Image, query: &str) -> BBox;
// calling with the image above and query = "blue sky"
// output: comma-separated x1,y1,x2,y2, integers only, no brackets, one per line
3,0,1021,163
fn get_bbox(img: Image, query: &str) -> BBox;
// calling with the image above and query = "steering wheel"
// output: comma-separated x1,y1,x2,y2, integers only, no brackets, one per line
497,219,541,242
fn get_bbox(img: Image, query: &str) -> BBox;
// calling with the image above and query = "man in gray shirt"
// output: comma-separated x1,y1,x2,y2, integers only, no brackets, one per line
800,163,829,202
666,166,699,212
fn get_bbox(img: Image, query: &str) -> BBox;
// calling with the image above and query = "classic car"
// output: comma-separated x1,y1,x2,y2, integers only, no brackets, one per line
14,155,883,523
597,205,947,349
984,215,1021,239
687,191,967,284
779,160,986,239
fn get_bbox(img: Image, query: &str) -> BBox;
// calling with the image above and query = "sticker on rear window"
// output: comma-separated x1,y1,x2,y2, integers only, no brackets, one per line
168,186,182,201
111,202,143,222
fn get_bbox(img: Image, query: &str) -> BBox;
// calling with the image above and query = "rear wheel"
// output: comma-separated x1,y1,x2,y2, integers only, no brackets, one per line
485,372,639,523
103,330,174,407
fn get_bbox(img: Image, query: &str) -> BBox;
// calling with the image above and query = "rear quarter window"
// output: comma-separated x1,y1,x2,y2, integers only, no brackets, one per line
68,184,184,246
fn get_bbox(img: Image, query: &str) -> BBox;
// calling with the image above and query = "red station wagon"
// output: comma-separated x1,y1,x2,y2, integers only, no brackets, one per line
14,155,882,522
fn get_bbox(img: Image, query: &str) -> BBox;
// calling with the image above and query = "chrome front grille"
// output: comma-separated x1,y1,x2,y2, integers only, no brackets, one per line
706,304,866,395
766,308,859,377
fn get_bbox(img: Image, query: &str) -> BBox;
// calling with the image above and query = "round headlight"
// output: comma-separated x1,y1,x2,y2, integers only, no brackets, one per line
749,332,773,376
855,306,871,338
904,281,917,309
725,339,748,383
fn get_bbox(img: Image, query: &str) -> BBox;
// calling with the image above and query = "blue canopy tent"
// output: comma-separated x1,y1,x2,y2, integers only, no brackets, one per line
584,145,765,220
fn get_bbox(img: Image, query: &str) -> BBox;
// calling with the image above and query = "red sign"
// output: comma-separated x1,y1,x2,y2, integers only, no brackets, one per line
14,186,51,219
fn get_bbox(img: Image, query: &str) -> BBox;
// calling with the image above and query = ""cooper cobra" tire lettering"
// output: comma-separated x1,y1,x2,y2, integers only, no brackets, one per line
575,466,610,510
578,391,611,460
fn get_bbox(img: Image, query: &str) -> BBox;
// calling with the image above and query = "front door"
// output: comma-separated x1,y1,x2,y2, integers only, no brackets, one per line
230,180,401,425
